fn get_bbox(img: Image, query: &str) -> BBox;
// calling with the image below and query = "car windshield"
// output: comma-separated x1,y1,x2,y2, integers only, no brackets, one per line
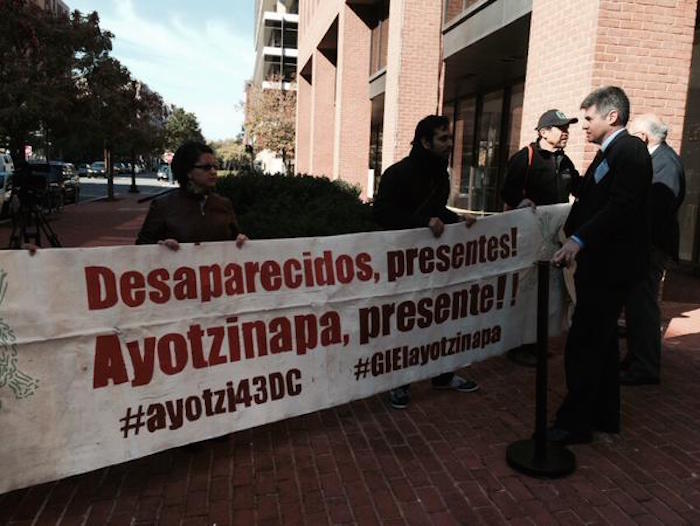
92,162,105,168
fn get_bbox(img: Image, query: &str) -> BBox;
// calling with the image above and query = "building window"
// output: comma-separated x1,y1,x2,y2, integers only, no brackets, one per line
265,23,283,47
445,81,525,213
283,58,297,82
453,96,476,209
473,90,503,212
506,82,524,159
369,0,390,76
369,94,385,196
444,0,487,25
285,26,298,48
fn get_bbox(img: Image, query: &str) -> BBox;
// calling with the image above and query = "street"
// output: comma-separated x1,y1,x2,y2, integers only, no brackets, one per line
77,172,176,202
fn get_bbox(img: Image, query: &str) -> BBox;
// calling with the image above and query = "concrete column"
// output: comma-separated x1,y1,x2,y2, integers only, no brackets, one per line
310,49,336,177
295,69,312,174
381,0,443,172
332,4,372,198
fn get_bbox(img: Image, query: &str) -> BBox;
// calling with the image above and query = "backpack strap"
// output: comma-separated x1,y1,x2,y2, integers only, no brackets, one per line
522,144,534,198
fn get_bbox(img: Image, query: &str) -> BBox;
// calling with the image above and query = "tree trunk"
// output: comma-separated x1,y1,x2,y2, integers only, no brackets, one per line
10,135,25,164
129,148,139,193
105,144,114,201
43,122,51,162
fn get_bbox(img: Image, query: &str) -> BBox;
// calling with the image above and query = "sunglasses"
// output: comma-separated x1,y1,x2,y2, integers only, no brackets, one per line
193,164,219,171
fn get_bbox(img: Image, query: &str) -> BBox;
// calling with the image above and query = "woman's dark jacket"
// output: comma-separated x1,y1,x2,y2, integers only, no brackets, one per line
136,189,240,244
373,146,460,229
501,142,579,208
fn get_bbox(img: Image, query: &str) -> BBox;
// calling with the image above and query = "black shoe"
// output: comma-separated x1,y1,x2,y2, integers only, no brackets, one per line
620,353,631,371
544,427,593,445
389,387,410,409
594,425,620,434
617,320,627,338
620,371,660,386
506,346,537,367
432,375,479,393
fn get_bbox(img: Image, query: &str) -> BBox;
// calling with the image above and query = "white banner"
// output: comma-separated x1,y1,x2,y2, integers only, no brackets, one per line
0,205,570,493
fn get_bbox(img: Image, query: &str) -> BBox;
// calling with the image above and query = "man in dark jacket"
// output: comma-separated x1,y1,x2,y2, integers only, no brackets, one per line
551,87,652,445
501,109,581,366
373,115,479,410
501,109,580,210
621,114,686,385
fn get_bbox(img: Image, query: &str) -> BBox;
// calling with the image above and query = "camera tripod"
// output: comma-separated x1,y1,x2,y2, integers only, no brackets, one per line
7,195,62,249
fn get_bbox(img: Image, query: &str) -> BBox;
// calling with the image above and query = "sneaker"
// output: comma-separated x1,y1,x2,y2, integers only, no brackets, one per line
389,386,410,409
433,375,479,393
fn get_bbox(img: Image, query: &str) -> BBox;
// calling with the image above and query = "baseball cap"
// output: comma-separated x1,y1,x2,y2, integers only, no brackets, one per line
536,109,578,130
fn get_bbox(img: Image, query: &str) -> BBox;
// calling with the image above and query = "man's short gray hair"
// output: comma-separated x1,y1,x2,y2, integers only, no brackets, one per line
580,86,630,126
646,117,668,142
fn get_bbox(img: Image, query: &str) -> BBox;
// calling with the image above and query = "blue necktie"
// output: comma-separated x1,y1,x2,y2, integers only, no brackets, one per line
594,158,609,183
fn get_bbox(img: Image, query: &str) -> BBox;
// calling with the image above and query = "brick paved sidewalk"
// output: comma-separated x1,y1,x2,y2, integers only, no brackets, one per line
0,191,156,248
1,195,699,525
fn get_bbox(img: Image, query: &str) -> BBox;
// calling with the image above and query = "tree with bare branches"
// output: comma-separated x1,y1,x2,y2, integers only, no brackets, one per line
244,82,296,173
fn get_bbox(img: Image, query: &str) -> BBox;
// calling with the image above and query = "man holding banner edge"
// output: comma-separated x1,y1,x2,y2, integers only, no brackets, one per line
373,114,480,410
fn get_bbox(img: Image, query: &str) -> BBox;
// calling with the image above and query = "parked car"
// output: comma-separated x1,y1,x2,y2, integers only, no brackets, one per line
27,161,80,205
90,161,106,177
77,163,91,177
156,164,172,182
60,163,80,203
114,162,131,175
0,152,14,216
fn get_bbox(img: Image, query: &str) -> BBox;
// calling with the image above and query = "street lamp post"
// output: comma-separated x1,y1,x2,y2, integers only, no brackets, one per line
129,81,141,194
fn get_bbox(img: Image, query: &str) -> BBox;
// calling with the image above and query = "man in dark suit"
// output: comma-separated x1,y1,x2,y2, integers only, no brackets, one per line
550,86,652,444
621,114,686,385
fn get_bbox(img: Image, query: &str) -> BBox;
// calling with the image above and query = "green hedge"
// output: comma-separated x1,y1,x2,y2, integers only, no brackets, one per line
216,172,378,239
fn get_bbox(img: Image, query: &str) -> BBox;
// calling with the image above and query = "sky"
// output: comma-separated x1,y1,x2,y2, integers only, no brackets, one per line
68,0,255,141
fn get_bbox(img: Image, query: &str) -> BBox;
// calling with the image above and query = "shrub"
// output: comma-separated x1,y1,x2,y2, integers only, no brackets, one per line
216,172,378,239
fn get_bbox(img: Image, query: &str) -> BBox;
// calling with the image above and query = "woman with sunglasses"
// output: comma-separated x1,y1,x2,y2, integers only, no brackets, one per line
136,141,247,249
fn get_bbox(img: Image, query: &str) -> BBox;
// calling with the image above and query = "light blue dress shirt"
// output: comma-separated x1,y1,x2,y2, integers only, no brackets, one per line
594,128,625,183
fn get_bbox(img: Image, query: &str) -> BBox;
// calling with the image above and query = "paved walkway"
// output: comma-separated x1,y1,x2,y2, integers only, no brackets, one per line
1,193,699,525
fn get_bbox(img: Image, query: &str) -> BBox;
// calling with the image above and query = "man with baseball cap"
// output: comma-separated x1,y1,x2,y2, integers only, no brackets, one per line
501,109,581,366
501,109,580,210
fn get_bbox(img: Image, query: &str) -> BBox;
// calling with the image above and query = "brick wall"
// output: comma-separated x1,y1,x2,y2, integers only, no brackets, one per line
333,4,372,197
298,0,344,72
382,0,443,172
592,0,697,154
521,0,601,171
523,0,697,172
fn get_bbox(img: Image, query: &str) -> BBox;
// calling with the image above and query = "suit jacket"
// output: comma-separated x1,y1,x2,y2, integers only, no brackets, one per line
650,142,685,261
564,130,653,286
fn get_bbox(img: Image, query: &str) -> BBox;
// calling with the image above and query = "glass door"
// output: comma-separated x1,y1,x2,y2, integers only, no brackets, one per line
473,90,503,212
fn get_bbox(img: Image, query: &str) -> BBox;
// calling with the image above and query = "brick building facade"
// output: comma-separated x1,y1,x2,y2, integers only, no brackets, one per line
297,0,700,265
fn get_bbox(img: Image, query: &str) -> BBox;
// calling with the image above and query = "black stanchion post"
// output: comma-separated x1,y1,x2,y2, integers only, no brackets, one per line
506,261,576,478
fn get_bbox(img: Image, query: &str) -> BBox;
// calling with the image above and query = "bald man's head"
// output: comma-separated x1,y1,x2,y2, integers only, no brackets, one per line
628,113,668,146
